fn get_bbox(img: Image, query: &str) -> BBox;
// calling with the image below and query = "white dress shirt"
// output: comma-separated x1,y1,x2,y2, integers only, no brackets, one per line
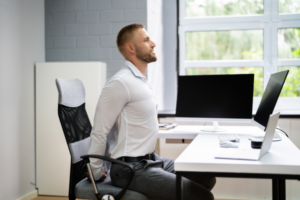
88,60,158,180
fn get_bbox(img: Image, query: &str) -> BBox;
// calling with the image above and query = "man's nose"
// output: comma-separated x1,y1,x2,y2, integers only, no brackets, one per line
151,40,156,48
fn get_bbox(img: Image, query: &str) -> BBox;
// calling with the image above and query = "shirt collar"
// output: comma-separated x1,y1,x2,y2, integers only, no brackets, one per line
125,60,146,78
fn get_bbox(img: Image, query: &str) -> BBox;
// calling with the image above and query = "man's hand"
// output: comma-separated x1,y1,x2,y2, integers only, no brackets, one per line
87,169,107,181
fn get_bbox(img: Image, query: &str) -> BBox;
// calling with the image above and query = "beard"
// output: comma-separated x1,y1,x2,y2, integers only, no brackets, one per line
135,45,157,63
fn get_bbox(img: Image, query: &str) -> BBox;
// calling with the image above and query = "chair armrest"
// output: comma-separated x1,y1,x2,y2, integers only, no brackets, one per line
81,154,135,171
81,154,135,200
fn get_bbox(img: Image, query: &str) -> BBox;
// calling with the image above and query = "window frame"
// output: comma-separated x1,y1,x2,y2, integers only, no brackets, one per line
179,0,300,113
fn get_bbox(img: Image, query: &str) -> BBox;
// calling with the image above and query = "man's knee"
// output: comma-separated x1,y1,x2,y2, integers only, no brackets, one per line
208,177,216,191
198,187,215,200
206,190,215,200
185,187,214,200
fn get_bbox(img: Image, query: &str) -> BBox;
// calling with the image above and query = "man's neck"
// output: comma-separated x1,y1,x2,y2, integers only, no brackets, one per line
127,58,147,76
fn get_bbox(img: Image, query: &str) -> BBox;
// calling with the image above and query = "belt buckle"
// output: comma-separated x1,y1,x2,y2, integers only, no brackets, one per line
145,154,151,160
146,153,154,160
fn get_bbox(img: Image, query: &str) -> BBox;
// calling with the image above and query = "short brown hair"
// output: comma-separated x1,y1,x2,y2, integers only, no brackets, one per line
116,23,145,54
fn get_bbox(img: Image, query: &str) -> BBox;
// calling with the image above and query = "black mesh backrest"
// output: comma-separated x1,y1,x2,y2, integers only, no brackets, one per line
58,104,91,143
56,78,91,200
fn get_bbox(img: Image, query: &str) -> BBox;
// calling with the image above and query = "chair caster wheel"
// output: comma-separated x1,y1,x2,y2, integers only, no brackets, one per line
102,194,115,200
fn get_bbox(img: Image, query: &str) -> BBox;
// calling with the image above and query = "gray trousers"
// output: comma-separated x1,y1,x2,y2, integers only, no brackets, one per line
110,153,216,200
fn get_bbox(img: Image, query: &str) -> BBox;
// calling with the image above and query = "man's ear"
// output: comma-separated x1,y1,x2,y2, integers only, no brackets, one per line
125,43,135,55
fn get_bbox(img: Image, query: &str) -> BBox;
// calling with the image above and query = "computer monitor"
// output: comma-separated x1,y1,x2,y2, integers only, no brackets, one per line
252,70,289,131
176,74,254,132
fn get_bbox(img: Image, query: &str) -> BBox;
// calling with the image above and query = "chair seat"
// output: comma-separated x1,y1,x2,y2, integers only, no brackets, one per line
75,176,150,200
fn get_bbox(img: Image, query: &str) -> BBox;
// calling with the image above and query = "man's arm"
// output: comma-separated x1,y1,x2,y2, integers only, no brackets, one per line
88,79,129,181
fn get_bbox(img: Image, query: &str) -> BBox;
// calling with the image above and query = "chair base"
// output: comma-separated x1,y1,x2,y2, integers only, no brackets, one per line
75,177,150,200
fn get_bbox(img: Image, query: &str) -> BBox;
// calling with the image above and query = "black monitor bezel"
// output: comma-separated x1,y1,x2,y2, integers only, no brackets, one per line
175,74,254,120
253,70,289,130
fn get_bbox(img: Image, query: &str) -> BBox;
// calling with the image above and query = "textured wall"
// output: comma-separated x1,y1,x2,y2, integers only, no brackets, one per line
45,0,147,78
0,0,45,199
45,0,177,111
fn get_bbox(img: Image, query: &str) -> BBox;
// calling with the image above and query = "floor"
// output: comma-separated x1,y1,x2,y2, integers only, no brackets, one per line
32,197,84,200
32,197,237,200
32,197,67,200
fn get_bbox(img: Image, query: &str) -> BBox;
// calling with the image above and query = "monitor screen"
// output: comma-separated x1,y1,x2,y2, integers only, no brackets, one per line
253,70,289,129
176,74,254,119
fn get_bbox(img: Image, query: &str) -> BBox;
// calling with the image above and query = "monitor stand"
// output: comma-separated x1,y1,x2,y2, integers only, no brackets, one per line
201,121,226,132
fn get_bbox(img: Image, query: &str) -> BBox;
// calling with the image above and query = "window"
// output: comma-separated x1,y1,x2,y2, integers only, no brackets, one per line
278,0,300,14
179,0,300,113
186,0,264,17
186,30,263,61
278,28,300,59
279,66,300,97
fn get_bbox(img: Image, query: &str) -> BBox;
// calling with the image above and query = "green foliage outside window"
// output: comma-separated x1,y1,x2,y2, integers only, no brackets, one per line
185,29,264,97
186,30,263,60
278,28,300,59
277,28,300,97
279,66,300,97
278,0,300,14
186,0,300,16
186,0,264,17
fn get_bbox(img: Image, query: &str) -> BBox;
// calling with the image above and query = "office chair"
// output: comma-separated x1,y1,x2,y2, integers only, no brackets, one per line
56,78,150,200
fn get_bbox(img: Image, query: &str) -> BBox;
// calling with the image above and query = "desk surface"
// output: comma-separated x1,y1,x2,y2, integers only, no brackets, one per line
158,125,265,139
174,127,300,175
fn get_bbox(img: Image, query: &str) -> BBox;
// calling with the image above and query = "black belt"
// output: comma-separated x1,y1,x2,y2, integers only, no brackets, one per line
117,152,154,162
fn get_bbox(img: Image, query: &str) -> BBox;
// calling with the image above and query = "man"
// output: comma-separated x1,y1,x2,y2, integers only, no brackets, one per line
88,23,216,200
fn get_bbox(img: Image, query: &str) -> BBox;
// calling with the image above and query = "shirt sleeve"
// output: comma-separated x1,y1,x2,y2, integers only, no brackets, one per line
88,79,129,180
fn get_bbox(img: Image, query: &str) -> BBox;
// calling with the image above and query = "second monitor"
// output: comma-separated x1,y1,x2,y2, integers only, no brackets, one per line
176,74,254,132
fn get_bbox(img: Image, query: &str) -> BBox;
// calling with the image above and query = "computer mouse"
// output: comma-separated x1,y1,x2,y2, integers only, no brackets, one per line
219,141,239,148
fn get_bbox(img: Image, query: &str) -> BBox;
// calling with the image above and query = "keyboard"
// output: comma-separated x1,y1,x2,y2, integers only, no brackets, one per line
218,134,240,143
215,148,261,160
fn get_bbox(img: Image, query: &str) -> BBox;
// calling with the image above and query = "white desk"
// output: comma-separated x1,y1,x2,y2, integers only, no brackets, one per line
172,127,300,200
158,125,265,139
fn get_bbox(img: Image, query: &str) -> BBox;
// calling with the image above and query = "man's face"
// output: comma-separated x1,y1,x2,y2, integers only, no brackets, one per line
133,28,157,63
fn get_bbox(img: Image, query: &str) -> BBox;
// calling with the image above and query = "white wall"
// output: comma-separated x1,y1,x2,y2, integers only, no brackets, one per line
162,0,177,112
0,0,45,199
147,0,177,112
147,0,164,110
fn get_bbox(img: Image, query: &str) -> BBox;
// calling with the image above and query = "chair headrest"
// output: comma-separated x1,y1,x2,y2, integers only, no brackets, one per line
56,78,85,107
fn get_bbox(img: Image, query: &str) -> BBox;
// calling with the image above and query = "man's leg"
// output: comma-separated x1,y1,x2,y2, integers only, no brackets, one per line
110,158,215,200
157,154,216,191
